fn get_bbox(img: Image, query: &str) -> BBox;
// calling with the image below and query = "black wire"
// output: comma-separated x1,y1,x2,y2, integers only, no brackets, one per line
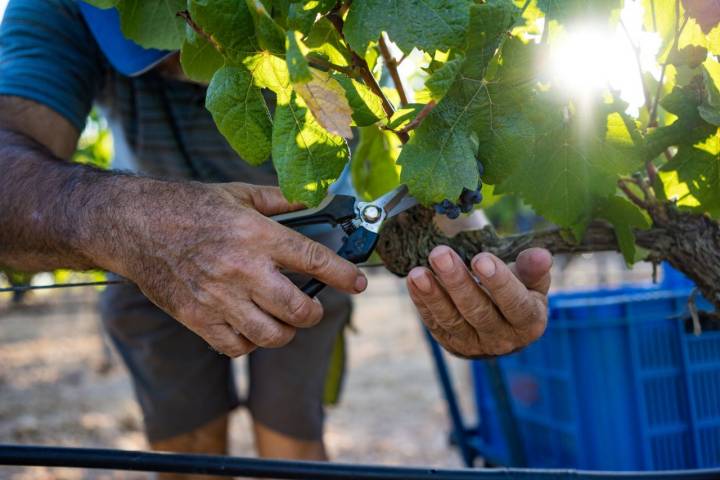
0,280,127,293
3,445,720,479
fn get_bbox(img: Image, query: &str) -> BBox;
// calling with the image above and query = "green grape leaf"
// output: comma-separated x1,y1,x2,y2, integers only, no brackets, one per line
537,0,622,22
386,104,426,131
398,0,517,204
425,56,464,101
682,0,720,34
206,65,272,165
189,0,258,62
668,45,709,68
272,92,350,205
334,76,385,127
180,29,224,83
293,69,354,138
351,126,401,200
595,196,651,265
246,0,286,54
499,104,644,227
473,38,537,186
646,80,718,158
286,31,312,83
116,0,186,50
537,0,623,22
287,0,336,35
244,52,292,102
661,134,720,217
344,0,472,56
305,18,352,67
700,60,720,126
81,0,117,8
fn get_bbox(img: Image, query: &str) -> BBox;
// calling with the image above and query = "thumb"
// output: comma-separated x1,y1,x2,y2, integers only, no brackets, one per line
513,248,553,295
221,183,305,216
249,186,305,216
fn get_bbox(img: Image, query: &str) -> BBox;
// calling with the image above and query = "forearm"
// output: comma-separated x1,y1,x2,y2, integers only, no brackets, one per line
0,127,146,274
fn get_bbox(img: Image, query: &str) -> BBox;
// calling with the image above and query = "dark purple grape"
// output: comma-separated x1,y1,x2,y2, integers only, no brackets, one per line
432,161,484,218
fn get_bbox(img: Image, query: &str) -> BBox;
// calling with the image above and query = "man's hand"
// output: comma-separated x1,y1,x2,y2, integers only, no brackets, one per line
0,97,366,358
406,246,552,358
108,181,368,358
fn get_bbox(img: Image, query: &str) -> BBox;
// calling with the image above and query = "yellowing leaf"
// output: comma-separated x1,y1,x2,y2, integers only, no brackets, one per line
293,69,354,138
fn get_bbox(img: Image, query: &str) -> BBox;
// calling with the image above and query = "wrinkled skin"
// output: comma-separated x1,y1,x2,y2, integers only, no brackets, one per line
407,246,552,358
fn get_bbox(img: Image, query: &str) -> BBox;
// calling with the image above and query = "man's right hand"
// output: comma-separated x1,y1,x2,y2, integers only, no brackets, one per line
106,181,368,357
0,97,366,358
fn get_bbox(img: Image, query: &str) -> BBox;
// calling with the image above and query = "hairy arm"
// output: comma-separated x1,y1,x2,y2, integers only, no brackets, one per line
0,96,110,271
0,96,366,356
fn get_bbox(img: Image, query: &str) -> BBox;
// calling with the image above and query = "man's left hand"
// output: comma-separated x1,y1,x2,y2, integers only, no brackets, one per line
407,246,552,358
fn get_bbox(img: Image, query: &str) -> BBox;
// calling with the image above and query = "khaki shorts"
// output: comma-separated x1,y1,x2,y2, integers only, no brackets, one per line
99,278,351,442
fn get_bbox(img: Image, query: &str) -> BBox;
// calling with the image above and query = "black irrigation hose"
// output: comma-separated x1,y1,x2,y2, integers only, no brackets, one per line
0,280,127,293
2,445,720,480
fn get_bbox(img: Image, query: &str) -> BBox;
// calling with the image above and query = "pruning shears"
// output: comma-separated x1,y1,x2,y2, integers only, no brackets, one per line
273,184,417,297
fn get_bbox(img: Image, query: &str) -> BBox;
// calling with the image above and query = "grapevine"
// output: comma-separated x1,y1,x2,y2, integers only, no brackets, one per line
79,0,720,310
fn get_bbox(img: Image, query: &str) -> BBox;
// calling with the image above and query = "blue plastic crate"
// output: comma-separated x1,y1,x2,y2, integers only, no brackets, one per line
472,273,720,471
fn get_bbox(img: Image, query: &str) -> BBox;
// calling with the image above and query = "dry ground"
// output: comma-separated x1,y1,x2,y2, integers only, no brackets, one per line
0,254,651,479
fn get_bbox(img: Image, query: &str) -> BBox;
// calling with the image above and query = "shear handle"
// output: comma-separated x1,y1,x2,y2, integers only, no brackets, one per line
300,227,379,298
273,195,357,230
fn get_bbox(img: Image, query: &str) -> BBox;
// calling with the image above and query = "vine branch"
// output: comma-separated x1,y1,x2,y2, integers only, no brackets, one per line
326,8,409,143
177,11,222,53
306,55,357,78
379,35,409,107
398,100,436,134
648,3,689,128
377,203,720,312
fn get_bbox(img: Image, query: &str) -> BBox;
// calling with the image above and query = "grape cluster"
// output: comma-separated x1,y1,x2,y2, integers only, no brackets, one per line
433,162,484,219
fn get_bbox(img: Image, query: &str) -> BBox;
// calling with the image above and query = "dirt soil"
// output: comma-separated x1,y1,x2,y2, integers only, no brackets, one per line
0,271,473,479
0,253,653,479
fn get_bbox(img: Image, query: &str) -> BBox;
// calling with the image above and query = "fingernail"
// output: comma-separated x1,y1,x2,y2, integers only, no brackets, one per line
409,270,432,293
474,255,496,278
355,274,368,292
432,250,454,273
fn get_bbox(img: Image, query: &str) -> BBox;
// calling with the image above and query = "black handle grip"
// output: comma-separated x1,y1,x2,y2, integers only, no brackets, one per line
273,195,356,229
299,228,380,298
301,278,327,298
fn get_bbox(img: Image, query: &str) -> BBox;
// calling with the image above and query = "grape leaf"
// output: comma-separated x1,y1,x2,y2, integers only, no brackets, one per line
286,31,312,83
352,126,401,200
386,104,426,131
538,0,622,22
287,0,336,35
180,28,224,83
646,79,718,158
700,60,720,126
344,0,472,56
246,0,286,54
272,92,350,205
398,0,517,204
189,0,258,62
206,65,272,165
499,103,644,227
293,69,354,138
595,196,651,265
473,39,537,186
334,76,385,127
244,52,292,102
662,134,720,217
682,0,720,34
305,18,352,67
116,0,186,50
425,56,464,101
